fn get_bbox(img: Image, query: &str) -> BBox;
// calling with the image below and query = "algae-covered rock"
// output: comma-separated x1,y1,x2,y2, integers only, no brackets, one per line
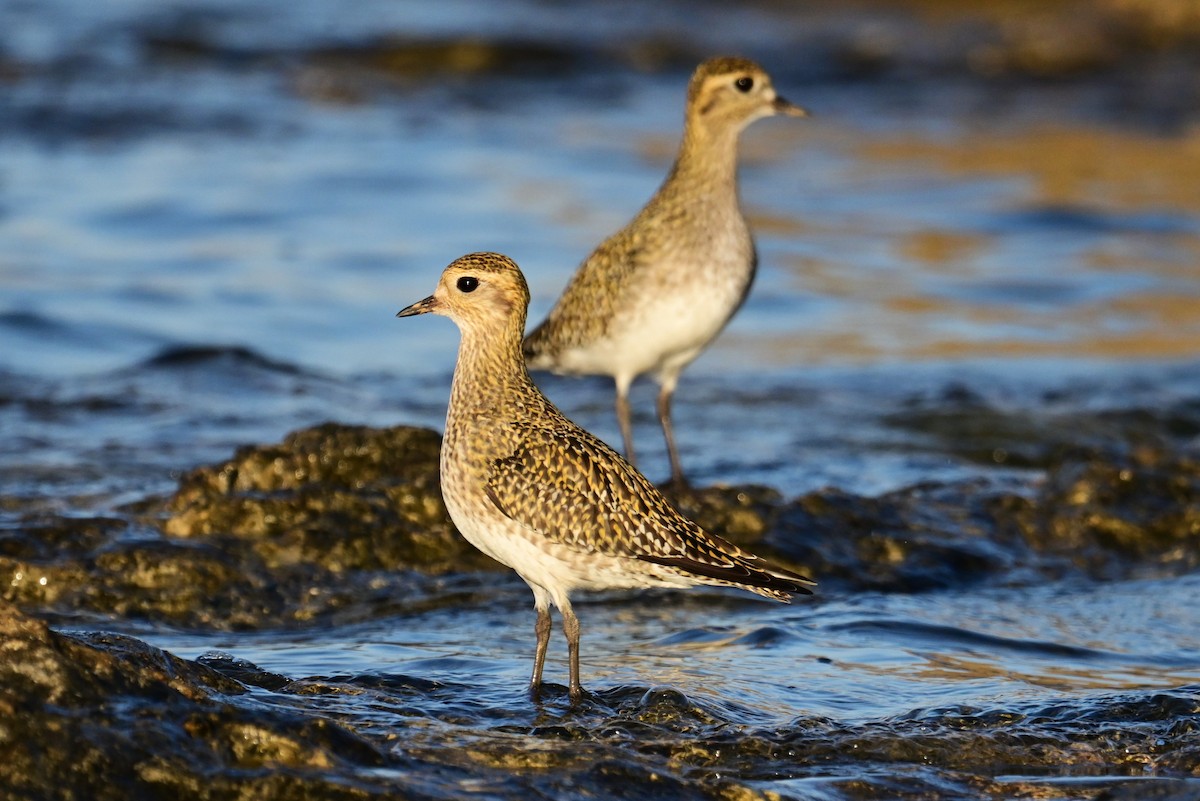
1012,446,1200,579
767,481,1021,592
164,422,493,574
765,445,1200,591
0,424,505,628
160,422,794,578
0,602,403,801
5,420,1199,629
664,484,784,546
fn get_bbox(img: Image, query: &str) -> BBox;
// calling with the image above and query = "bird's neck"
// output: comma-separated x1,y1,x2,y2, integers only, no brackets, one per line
666,118,744,194
448,324,537,421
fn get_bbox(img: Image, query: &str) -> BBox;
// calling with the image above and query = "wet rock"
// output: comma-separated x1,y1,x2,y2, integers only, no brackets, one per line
159,422,786,587
1097,780,1200,801
310,37,581,79
0,426,502,628
0,602,409,800
663,483,783,546
0,601,240,709
407,678,1200,800
6,421,1199,627
767,444,1200,591
3,598,1195,800
195,651,292,691
2,535,265,626
885,383,1200,471
164,422,492,575
14,536,274,627
0,515,127,561
761,689,1200,783
0,515,487,629
834,0,1200,83
1012,446,1200,579
291,36,592,104
768,481,1021,592
886,386,1085,470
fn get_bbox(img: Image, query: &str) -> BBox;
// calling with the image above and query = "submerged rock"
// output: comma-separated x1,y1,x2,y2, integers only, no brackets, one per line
1017,446,1200,579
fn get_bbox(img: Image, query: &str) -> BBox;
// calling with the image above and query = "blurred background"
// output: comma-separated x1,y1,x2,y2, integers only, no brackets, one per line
4,0,1199,498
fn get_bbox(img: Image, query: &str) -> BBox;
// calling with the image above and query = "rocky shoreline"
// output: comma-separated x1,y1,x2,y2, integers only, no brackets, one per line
6,422,1198,629
3,419,1199,798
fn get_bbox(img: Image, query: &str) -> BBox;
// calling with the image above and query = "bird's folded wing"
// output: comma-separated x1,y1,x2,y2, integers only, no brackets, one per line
483,423,697,558
483,424,813,595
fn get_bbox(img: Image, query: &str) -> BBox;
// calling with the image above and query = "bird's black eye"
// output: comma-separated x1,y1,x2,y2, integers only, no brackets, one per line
457,276,479,293
735,76,754,92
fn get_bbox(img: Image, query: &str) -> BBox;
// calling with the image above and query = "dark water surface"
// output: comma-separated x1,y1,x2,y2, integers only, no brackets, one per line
3,0,1200,798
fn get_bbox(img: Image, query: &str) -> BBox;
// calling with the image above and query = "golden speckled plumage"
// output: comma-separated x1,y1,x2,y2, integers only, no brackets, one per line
524,57,808,488
485,423,805,599
398,252,814,702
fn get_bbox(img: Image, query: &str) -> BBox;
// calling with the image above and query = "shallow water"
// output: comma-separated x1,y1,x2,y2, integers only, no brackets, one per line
3,0,1200,798
146,573,1200,724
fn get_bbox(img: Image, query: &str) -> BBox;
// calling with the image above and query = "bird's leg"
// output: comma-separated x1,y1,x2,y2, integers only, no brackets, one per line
615,376,638,467
656,379,687,491
530,604,552,700
559,600,583,703
528,587,553,700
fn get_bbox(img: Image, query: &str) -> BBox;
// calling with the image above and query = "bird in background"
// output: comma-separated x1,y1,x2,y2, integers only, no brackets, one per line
523,56,808,489
398,252,814,702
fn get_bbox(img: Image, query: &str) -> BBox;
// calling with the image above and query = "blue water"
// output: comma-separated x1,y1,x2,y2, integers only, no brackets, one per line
146,574,1200,726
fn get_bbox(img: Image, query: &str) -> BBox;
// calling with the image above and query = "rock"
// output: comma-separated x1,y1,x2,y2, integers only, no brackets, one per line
4,421,1199,628
0,602,401,800
765,446,1200,591
164,422,494,574
663,483,784,546
767,481,1021,592
0,425,502,628
1012,446,1200,579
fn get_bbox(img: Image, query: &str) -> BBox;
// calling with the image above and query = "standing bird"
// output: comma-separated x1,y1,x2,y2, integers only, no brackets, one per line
398,252,814,702
523,57,808,488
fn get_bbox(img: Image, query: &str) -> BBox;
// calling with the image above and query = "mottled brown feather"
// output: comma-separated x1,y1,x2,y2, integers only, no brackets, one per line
484,420,813,600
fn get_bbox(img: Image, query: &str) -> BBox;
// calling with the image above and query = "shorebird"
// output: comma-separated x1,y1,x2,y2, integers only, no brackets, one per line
398,252,814,701
524,57,808,488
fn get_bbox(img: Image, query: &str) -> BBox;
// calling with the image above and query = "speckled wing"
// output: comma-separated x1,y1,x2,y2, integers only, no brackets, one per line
484,421,675,554
483,423,814,599
523,229,649,358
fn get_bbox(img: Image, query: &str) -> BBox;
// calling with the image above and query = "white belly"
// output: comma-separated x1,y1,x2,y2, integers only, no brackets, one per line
439,454,694,598
557,255,751,380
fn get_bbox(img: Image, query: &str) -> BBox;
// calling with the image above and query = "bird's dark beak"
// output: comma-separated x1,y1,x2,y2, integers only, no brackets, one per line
773,96,809,117
396,295,440,317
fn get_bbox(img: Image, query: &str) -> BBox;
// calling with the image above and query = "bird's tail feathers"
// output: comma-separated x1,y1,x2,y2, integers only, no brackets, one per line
637,552,814,602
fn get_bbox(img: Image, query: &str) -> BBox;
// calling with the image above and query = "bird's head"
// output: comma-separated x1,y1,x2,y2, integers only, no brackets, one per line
397,252,530,334
686,56,808,131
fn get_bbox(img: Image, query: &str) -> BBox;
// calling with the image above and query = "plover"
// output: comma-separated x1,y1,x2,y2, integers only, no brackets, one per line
524,57,808,488
398,252,814,701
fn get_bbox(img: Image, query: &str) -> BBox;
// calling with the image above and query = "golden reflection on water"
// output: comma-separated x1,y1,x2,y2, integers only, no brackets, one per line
917,651,1200,693
725,124,1200,366
861,127,1200,211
